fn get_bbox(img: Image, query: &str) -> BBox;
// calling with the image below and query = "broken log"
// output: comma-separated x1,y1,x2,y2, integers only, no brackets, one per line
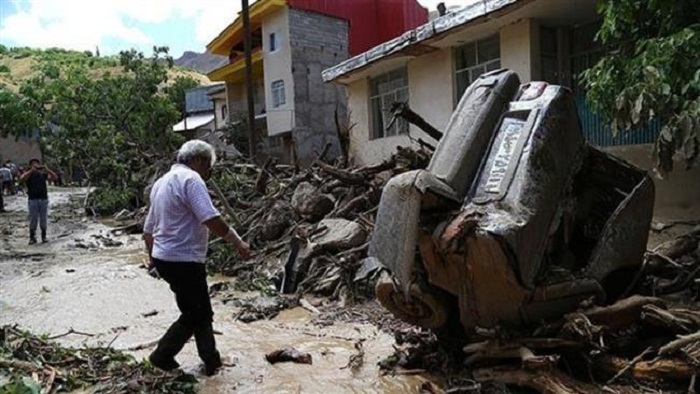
597,355,698,381
659,330,700,357
652,226,700,260
316,161,368,185
388,101,442,142
473,366,637,394
255,157,274,195
567,295,666,332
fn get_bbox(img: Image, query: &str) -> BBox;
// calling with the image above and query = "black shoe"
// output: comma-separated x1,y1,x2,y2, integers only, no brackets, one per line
149,352,180,371
204,352,222,376
197,357,223,376
149,321,193,372
41,238,48,243
29,238,37,245
41,231,47,243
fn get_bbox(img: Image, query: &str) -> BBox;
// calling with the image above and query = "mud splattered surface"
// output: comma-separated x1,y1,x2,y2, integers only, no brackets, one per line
0,189,429,393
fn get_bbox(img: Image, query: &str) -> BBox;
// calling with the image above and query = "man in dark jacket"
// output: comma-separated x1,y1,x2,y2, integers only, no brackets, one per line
20,158,56,244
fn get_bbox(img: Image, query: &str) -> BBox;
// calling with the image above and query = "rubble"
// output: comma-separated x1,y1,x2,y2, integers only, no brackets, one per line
201,145,431,297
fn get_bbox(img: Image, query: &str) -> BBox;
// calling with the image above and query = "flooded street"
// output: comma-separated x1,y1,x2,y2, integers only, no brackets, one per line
0,188,428,393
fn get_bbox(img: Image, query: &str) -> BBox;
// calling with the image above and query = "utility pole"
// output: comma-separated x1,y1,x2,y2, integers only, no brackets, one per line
242,0,256,159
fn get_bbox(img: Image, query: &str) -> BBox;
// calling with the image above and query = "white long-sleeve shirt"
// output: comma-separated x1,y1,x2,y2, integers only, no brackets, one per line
144,164,220,263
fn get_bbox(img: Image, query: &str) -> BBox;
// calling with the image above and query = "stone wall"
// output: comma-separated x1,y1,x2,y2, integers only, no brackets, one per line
288,8,349,165
0,136,42,166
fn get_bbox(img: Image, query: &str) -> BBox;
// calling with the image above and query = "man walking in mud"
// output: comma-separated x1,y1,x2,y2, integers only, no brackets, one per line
143,139,251,376
20,158,56,244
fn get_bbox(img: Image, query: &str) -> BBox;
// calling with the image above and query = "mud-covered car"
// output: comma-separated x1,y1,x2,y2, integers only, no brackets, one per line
369,69,654,339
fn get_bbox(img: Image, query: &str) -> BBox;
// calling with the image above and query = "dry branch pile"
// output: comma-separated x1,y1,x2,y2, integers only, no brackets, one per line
204,145,431,301
0,325,197,393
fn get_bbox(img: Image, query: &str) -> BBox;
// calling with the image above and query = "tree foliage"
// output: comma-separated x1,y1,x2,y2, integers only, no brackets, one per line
165,76,200,120
582,0,700,173
10,47,186,213
0,87,38,138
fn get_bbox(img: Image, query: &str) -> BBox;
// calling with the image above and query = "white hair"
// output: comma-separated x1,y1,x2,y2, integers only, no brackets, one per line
177,140,217,166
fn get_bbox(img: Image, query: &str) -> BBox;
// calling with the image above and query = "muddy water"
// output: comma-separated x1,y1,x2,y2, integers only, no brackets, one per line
0,189,428,393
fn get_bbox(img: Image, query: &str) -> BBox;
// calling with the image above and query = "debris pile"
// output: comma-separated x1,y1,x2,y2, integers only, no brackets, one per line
203,145,431,302
380,227,700,393
0,325,197,393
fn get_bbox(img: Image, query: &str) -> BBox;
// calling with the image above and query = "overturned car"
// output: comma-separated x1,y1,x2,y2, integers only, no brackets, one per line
370,69,654,339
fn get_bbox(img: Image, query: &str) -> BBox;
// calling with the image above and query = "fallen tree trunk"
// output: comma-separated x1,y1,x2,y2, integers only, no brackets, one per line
473,366,639,394
597,355,698,381
389,101,442,142
566,295,666,332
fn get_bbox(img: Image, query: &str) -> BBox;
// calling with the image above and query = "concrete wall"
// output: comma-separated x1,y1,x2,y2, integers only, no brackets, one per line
500,18,540,82
604,144,700,220
0,136,42,167
225,80,265,118
288,8,348,165
262,7,295,136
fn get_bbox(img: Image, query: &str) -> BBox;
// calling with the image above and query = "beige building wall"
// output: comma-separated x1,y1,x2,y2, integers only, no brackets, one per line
407,48,454,136
346,20,546,166
0,136,42,166
499,18,540,83
262,7,295,136
346,78,410,166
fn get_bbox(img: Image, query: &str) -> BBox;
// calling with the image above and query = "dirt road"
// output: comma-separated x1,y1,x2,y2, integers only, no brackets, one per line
0,188,428,393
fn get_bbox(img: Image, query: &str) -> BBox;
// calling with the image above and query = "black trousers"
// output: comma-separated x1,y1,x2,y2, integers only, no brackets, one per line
155,259,214,327
152,258,219,366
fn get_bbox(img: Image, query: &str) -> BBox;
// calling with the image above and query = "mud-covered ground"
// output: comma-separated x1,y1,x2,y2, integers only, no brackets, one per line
0,189,430,393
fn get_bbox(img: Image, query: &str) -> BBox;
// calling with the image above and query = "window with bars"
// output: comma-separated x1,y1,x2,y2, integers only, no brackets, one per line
271,80,285,108
454,35,501,102
369,67,409,140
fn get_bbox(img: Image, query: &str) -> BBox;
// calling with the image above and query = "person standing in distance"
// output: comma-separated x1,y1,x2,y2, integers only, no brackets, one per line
20,158,56,244
143,139,251,375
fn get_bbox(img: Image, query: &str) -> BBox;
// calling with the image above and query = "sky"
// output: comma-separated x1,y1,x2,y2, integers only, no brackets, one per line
0,0,469,58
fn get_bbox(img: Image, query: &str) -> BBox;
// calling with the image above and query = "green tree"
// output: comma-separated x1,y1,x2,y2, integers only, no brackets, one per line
0,87,38,138
15,47,184,213
582,0,700,173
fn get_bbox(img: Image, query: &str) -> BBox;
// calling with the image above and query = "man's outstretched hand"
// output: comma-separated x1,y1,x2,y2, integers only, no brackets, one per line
235,240,252,260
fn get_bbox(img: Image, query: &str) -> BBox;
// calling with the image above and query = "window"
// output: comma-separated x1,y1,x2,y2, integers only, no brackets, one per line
454,35,500,101
268,136,282,148
540,27,559,84
271,80,285,108
369,67,409,139
269,32,279,52
221,104,228,121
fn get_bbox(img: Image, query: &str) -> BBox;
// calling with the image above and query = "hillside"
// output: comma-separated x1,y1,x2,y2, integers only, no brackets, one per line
174,51,227,74
0,47,211,92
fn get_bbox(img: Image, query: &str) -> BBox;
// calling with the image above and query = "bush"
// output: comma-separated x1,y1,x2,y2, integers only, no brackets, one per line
87,187,135,215
0,65,10,73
